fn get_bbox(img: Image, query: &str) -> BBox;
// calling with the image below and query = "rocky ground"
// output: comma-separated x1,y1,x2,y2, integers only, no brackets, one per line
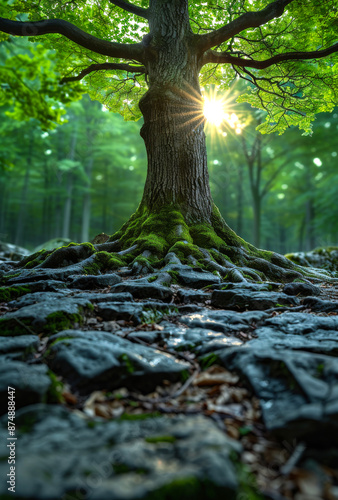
0,244,338,500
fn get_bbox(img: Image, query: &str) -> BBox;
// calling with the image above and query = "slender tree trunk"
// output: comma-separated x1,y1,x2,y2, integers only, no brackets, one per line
139,0,213,224
62,172,74,239
236,164,244,234
81,157,93,242
15,132,33,245
252,190,261,248
62,127,78,239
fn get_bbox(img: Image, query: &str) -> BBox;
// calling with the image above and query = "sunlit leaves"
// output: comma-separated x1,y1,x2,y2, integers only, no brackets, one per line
0,38,83,128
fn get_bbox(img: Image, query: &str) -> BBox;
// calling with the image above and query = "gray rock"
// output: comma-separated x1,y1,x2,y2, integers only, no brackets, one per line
96,302,143,324
128,326,243,354
175,269,221,288
47,329,190,392
180,308,268,334
0,361,51,414
0,335,40,360
176,289,211,304
111,281,173,302
0,404,240,499
9,291,69,308
218,344,338,443
283,282,321,296
253,328,338,356
211,289,299,311
0,297,92,336
76,291,134,303
302,296,338,313
259,312,338,334
68,273,122,289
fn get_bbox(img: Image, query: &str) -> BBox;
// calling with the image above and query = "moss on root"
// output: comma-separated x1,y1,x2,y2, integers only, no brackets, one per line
11,205,333,284
0,285,31,302
0,310,85,337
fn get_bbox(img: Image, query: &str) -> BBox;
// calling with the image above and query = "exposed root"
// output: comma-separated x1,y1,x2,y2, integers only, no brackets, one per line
12,206,337,284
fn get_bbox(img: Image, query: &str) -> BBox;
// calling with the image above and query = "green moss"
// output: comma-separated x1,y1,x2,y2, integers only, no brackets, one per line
145,435,177,444
83,251,125,275
0,285,30,302
147,275,158,283
181,369,190,382
146,476,227,500
118,412,162,421
200,353,220,370
44,311,83,335
0,317,35,337
190,223,227,251
167,270,179,283
20,249,51,269
119,353,135,374
45,370,65,403
168,241,204,262
0,273,20,286
113,463,148,475
47,335,72,349
230,454,264,500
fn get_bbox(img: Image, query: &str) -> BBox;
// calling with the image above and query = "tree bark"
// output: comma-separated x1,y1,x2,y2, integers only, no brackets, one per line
138,0,213,224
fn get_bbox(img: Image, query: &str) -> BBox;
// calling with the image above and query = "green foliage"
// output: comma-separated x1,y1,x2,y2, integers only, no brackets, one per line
0,38,82,129
1,1,338,130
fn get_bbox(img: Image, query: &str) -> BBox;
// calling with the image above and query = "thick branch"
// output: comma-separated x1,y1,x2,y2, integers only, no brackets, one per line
61,62,146,83
197,0,294,53
0,17,144,62
202,42,338,69
109,0,149,19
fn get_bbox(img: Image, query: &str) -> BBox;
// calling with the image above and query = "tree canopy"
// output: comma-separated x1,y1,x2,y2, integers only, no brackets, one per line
1,0,338,131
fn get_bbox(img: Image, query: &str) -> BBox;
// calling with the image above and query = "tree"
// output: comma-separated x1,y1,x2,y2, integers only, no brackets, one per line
1,0,338,281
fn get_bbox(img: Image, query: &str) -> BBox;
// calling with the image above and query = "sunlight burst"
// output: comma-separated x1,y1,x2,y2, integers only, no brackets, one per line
202,88,244,135
203,97,226,127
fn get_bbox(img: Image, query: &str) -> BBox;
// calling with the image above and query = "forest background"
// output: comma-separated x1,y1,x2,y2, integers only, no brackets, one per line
1,37,337,255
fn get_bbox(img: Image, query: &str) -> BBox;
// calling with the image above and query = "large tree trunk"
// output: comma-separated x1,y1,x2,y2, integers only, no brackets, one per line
138,0,212,224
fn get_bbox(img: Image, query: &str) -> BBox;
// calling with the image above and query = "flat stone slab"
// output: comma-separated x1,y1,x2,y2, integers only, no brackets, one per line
0,297,92,336
218,344,338,444
9,290,134,309
0,361,51,414
259,311,338,334
180,308,268,334
302,296,338,312
211,289,299,311
47,329,191,393
0,404,239,499
96,302,143,324
175,269,221,288
68,273,122,289
282,282,321,296
176,289,211,304
129,325,243,354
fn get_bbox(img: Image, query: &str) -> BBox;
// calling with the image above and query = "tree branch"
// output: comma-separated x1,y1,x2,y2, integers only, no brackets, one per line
197,0,295,53
202,43,338,69
0,17,144,62
60,62,146,83
109,0,149,19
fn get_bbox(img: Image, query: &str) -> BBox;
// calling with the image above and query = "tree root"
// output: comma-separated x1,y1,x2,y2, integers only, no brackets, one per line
14,206,337,284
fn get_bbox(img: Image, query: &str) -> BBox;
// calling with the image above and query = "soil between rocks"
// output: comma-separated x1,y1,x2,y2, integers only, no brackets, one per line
0,258,338,500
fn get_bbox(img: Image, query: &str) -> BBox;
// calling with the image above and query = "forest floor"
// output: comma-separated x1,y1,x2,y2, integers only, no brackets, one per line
0,246,338,500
